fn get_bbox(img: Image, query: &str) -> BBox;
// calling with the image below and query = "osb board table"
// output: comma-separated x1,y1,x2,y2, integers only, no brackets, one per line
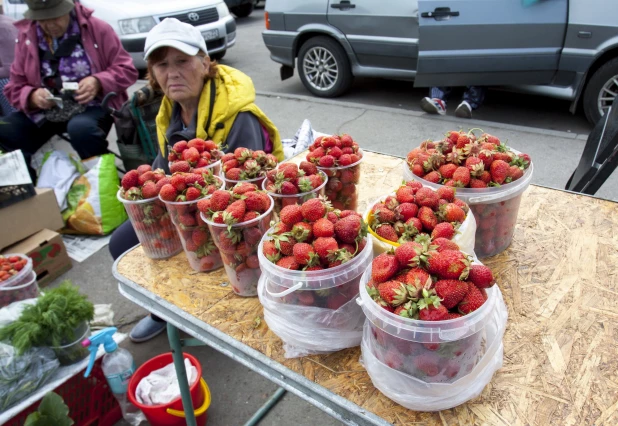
113,151,618,425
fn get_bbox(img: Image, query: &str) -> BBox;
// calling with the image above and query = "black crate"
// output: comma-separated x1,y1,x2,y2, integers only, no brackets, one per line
0,183,36,209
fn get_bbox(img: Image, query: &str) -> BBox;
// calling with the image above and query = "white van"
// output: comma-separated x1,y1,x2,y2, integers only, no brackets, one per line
2,0,236,68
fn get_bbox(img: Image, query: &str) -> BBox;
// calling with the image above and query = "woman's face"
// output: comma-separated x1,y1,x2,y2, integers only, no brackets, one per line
151,48,209,104
38,14,71,39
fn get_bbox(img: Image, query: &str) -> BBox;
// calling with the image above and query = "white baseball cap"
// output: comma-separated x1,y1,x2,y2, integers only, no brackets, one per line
144,18,208,60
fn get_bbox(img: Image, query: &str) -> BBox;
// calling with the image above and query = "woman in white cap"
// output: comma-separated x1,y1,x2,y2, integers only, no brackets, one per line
109,18,283,343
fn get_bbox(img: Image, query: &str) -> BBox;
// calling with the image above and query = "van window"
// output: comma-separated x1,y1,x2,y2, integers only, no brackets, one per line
7,0,26,3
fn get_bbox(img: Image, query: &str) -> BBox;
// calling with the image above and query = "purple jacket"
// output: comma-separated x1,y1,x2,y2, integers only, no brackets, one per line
4,2,138,113
0,15,18,79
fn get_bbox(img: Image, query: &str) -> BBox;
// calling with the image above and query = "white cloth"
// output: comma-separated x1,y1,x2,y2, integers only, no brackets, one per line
36,150,80,210
135,359,198,406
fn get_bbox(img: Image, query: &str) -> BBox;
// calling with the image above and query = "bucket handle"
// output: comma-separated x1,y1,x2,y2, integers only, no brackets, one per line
166,378,211,418
264,282,303,298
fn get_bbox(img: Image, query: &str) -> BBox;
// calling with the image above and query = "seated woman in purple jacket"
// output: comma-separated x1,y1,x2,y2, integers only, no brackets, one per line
0,0,138,177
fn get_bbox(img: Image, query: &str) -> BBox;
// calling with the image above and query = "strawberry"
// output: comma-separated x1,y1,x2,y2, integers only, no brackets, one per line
458,282,486,314
312,218,335,238
192,228,209,246
394,241,423,267
299,160,318,175
375,223,398,242
334,214,365,243
136,164,152,175
452,166,471,186
262,241,281,263
414,353,440,377
435,279,469,309
395,186,416,204
170,161,191,174
415,187,439,209
371,253,399,283
439,203,466,223
244,191,267,212
179,213,196,227
276,256,300,270
469,178,487,188
436,186,455,202
468,264,495,288
318,155,335,167
326,294,348,310
292,243,317,265
301,198,327,222
185,187,201,201
159,184,178,202
121,170,139,190
508,165,524,181
291,221,313,242
427,250,469,280
141,181,158,199
431,222,455,239
490,160,510,184
173,141,188,153
377,281,409,306
312,237,339,261
210,190,231,211
432,237,459,252
280,204,304,225
394,203,418,221
418,206,437,232
223,200,246,225
297,291,315,305
170,174,187,192
438,163,457,179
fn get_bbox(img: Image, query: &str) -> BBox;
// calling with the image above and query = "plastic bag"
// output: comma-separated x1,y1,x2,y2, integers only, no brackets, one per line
0,343,60,410
359,285,508,411
281,119,329,160
258,276,364,358
62,154,127,235
37,151,82,210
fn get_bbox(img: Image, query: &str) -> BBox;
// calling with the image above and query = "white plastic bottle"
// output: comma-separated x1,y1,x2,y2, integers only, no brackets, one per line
83,327,145,425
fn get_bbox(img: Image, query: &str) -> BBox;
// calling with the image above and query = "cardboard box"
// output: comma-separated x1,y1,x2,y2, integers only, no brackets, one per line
0,150,36,209
2,229,72,288
0,187,64,250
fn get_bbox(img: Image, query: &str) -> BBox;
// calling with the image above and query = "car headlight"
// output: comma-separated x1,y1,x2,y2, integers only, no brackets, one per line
118,17,157,35
216,2,230,18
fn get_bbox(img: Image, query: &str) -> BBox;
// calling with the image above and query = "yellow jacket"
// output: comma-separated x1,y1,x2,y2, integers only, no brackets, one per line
156,65,283,161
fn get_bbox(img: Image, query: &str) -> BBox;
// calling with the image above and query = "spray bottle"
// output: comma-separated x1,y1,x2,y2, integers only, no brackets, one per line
83,327,145,425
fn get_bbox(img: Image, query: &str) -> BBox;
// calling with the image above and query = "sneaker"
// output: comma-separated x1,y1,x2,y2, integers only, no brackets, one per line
455,101,473,118
420,97,446,115
130,316,166,343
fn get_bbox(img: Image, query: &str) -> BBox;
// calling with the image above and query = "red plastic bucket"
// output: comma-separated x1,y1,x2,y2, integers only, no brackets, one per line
127,353,210,426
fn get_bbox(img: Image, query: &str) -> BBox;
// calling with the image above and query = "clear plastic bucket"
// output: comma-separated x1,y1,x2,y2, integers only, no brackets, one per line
222,174,266,191
202,195,274,297
262,170,328,221
357,263,507,385
160,176,224,272
402,159,533,258
118,190,183,259
50,321,91,366
0,253,33,289
316,149,363,212
0,270,39,308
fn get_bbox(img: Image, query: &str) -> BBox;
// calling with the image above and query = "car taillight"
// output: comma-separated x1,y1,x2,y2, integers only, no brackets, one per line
265,11,270,30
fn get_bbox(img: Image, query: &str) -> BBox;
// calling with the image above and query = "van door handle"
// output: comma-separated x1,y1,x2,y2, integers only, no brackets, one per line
331,1,356,10
421,7,460,19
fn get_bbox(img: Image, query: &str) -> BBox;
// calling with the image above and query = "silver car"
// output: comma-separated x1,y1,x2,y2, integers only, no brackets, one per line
262,0,618,124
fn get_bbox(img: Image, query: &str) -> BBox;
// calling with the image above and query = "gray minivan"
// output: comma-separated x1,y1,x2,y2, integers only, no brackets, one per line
262,0,618,124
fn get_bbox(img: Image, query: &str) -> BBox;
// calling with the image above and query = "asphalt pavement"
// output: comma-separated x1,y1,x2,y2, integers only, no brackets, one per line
33,6,618,426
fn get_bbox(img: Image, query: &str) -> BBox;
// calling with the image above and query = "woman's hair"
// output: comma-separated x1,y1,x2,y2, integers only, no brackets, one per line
146,48,218,92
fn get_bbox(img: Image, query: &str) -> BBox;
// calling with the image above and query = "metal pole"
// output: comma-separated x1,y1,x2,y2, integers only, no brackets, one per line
243,387,286,426
167,322,198,426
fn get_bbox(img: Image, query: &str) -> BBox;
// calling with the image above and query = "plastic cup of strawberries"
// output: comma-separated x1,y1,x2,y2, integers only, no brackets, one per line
118,165,183,259
168,138,223,176
0,270,39,308
221,148,279,190
159,172,225,271
201,183,275,297
262,162,328,220
0,253,33,289
404,130,533,258
307,135,363,212
358,241,506,385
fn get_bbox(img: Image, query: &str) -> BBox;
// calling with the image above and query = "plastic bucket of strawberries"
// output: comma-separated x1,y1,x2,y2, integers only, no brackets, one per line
200,183,274,296
159,172,224,271
307,134,363,212
0,270,39,308
356,242,508,411
221,148,279,190
0,254,33,289
262,161,328,220
364,180,477,256
255,199,372,357
404,130,533,258
168,138,223,176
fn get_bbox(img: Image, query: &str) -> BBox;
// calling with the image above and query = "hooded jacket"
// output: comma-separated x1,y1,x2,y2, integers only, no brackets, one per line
4,2,138,114
156,65,283,161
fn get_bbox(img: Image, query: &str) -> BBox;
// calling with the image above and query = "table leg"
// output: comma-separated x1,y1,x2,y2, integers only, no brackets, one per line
243,387,286,426
167,322,198,426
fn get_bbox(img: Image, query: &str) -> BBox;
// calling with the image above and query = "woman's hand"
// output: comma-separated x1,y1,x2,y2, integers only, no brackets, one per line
29,88,55,110
74,77,101,105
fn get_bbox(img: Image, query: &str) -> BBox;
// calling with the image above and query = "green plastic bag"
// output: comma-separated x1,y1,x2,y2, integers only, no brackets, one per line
63,154,127,235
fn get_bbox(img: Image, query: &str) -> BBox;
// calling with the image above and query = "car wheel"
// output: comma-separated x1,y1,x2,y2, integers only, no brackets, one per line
211,50,226,61
583,57,618,124
297,36,353,98
231,3,253,18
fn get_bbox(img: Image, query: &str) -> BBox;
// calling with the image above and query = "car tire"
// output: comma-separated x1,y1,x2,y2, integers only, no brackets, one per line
297,36,353,98
231,3,253,18
211,50,226,61
583,57,618,125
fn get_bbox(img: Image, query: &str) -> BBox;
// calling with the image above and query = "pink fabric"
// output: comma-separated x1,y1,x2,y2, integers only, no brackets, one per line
4,2,137,114
261,124,273,153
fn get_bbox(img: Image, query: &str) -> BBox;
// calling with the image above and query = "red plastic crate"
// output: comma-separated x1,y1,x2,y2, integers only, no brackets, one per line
5,358,122,426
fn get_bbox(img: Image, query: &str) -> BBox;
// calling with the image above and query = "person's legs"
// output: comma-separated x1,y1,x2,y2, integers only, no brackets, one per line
420,87,451,115
109,219,167,342
456,86,487,118
65,106,113,159
0,78,17,116
0,111,63,179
